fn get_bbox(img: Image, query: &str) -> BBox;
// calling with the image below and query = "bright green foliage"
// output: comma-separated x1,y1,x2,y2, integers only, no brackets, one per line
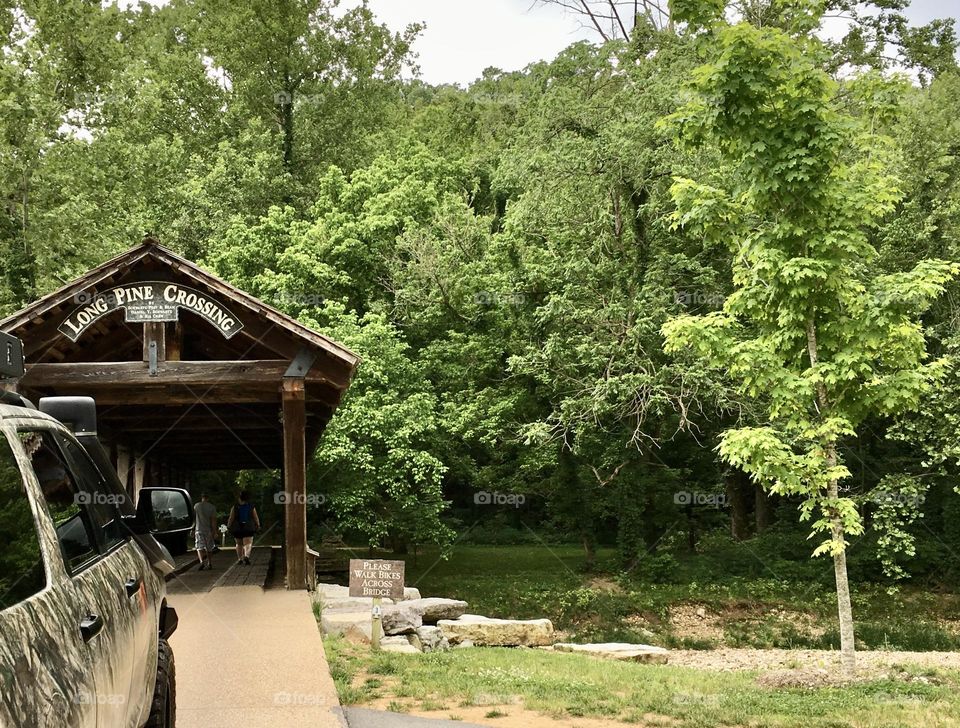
301,303,453,551
3,0,960,581
660,5,957,555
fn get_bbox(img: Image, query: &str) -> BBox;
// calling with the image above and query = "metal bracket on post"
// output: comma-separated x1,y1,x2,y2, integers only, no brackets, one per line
284,346,319,379
148,340,158,376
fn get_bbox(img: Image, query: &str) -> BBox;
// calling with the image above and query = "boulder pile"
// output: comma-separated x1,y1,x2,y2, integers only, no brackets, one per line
315,583,669,662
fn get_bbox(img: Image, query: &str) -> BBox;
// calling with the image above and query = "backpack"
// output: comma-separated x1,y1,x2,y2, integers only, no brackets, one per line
232,502,255,535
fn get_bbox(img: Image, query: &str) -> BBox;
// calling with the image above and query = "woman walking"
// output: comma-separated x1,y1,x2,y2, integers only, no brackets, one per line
227,490,260,565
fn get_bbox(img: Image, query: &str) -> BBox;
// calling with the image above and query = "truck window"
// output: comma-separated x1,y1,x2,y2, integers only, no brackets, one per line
56,433,126,552
0,431,46,609
20,431,100,574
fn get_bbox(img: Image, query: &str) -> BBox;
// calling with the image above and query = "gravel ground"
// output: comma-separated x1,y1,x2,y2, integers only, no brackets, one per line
668,648,960,683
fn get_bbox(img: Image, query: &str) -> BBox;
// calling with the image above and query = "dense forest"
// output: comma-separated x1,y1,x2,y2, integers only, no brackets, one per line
3,0,960,604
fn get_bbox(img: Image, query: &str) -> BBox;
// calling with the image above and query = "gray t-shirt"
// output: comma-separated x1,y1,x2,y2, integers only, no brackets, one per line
194,501,217,536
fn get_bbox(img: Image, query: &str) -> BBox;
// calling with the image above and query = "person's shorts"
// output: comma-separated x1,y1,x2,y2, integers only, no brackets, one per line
195,530,216,551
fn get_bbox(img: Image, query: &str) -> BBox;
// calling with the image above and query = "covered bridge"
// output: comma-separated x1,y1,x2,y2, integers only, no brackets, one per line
0,239,359,589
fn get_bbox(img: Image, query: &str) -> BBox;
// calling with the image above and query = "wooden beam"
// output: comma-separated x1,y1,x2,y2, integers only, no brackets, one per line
23,360,290,387
282,378,307,590
116,418,281,433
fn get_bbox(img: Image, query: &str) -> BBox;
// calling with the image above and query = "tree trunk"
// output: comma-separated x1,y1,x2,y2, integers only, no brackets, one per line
755,483,774,532
581,533,596,570
807,318,856,676
281,94,294,170
829,476,857,676
726,468,751,541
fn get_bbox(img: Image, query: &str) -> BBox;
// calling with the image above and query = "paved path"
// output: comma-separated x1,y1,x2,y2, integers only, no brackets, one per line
343,708,488,727
167,546,274,594
168,547,479,727
168,569,345,726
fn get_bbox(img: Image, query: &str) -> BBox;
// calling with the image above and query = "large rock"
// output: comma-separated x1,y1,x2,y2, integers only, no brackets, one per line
380,636,420,654
382,597,468,634
438,615,554,647
416,626,450,653
316,583,421,610
317,585,378,610
408,598,468,623
321,608,384,644
553,642,669,664
382,602,423,635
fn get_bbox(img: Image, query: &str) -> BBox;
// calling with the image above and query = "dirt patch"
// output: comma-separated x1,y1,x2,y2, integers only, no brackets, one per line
764,608,827,637
939,619,960,635
366,698,675,727
668,604,724,643
586,577,624,594
669,647,960,680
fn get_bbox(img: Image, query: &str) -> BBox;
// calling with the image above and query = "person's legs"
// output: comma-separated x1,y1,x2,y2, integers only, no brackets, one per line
234,537,244,561
242,536,253,561
198,532,213,567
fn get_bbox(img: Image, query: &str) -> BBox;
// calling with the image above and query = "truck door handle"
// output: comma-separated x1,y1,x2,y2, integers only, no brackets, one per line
125,577,142,597
79,614,103,642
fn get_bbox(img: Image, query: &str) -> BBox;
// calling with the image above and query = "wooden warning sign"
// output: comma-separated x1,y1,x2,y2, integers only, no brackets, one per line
348,559,405,600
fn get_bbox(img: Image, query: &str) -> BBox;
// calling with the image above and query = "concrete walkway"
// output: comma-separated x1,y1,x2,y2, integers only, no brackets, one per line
343,708,488,728
169,568,345,727
167,548,480,728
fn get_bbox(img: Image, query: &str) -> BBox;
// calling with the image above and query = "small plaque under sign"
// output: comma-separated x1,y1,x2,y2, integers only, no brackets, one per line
124,300,179,323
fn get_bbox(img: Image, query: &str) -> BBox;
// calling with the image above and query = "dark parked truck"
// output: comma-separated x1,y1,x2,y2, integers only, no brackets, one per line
0,332,189,727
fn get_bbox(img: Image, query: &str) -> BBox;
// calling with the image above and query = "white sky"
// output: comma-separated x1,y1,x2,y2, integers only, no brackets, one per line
362,0,593,86
119,0,960,87
359,0,960,86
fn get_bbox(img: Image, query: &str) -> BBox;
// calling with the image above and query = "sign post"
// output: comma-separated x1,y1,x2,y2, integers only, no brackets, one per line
348,559,405,652
371,598,382,651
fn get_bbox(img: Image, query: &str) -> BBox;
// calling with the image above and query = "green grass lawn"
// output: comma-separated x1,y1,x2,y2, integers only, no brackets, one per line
375,544,960,650
325,636,960,727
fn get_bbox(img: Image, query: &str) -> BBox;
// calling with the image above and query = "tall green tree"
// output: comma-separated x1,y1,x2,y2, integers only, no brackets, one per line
661,0,957,674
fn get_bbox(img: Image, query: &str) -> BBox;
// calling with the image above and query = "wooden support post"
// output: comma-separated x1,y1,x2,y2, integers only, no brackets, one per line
133,453,145,503
143,322,166,363
116,445,131,497
166,322,182,362
282,378,307,590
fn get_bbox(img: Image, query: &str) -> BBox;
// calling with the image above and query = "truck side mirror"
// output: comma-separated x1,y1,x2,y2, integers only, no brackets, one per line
136,488,193,534
0,332,24,379
137,488,194,556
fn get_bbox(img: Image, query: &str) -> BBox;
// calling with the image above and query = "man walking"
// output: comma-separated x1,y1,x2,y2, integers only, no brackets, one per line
194,493,218,570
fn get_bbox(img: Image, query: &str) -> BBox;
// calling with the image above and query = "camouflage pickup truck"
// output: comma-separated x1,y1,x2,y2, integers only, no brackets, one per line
0,333,190,727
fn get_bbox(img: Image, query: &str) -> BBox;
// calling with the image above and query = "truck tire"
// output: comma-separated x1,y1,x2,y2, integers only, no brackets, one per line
144,639,175,728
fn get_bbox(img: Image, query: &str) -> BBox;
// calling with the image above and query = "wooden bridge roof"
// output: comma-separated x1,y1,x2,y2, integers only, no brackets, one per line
0,240,359,470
